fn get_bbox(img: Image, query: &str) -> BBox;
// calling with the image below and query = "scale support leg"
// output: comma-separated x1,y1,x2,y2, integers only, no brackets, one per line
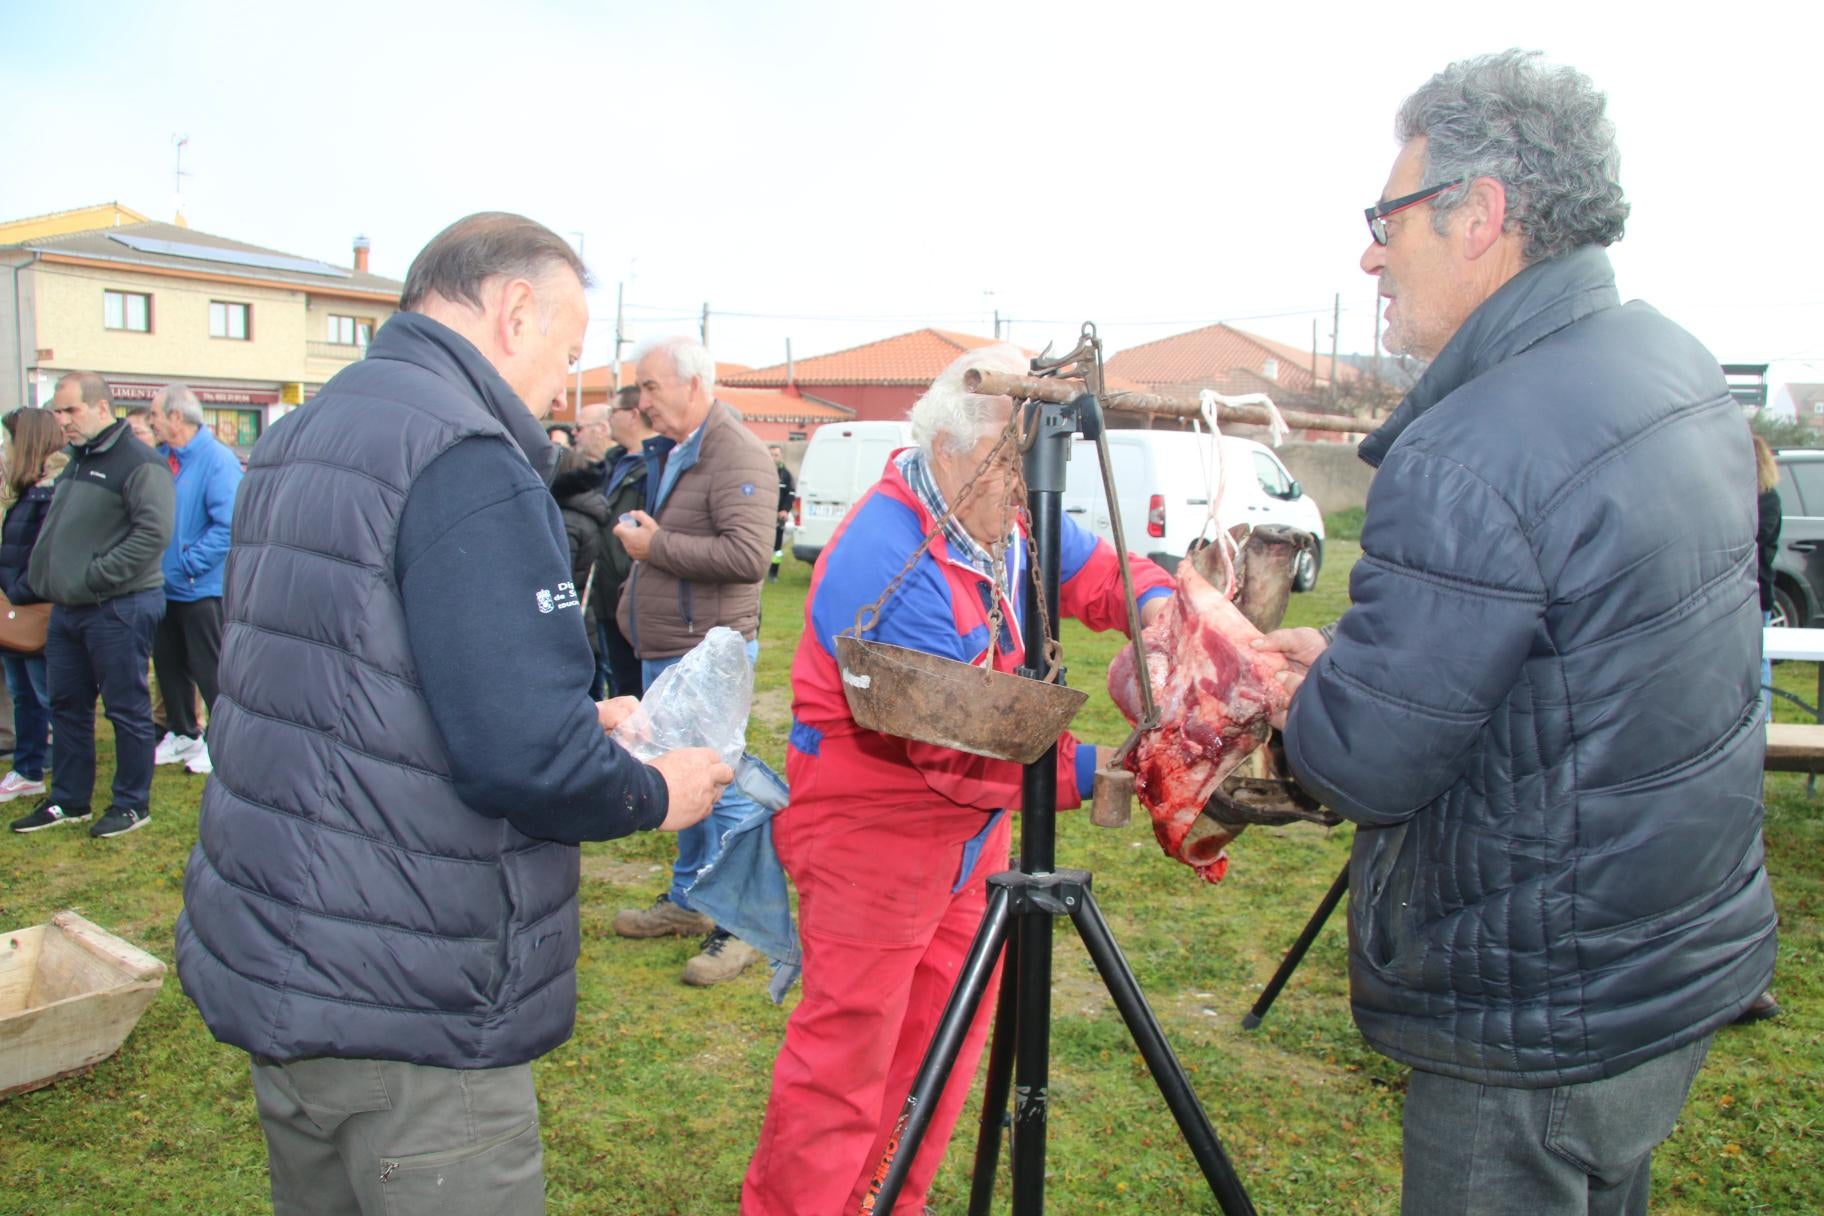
1241,862,1349,1030
1070,887,1258,1216
864,886,1014,1214
967,927,1020,1216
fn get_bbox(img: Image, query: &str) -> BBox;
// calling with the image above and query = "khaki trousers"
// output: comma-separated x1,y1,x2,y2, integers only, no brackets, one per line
250,1054,545,1216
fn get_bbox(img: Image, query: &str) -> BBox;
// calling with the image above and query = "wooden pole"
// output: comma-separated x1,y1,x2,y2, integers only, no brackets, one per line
962,369,1377,434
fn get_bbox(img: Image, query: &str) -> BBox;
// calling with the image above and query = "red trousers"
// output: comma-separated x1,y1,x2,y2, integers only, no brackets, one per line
742,747,1011,1216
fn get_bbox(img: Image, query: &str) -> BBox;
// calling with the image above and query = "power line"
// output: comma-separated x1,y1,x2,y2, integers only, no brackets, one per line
615,299,1352,328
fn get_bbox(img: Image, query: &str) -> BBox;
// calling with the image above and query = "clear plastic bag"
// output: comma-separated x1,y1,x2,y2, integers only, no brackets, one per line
610,626,753,769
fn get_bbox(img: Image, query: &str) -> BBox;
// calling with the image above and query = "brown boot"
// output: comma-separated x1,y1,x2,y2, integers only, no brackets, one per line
681,929,764,987
612,894,715,939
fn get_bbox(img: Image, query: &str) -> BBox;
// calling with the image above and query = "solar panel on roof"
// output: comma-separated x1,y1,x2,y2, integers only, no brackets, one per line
106,232,351,278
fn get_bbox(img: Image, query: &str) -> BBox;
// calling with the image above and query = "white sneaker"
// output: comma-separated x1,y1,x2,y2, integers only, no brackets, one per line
155,732,203,766
0,770,46,802
185,742,213,775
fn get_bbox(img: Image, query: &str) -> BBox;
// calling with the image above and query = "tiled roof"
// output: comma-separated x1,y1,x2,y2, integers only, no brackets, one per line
718,388,854,423
578,359,753,392
725,328,1005,387
0,202,150,243
1105,323,1362,395
9,221,402,297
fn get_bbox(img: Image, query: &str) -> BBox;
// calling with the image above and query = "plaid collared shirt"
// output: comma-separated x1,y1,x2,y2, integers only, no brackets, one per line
895,446,1022,603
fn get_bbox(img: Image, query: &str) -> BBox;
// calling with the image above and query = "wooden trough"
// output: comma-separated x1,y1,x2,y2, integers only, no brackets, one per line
0,910,166,1099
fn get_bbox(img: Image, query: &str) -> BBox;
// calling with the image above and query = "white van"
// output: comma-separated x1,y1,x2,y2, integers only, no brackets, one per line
1061,430,1327,590
792,420,915,562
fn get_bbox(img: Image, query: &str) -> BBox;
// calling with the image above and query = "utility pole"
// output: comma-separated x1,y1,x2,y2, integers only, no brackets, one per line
567,231,586,414
1311,320,1319,399
613,282,626,391
700,302,710,347
1330,292,1342,407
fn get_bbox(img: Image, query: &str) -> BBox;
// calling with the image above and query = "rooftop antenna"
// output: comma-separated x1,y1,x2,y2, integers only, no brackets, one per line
172,134,191,225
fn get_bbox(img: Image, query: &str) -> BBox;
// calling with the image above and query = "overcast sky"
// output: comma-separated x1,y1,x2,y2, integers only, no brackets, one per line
4,0,1819,386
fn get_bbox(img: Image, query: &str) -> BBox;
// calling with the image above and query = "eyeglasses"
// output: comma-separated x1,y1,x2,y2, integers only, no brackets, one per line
1364,179,1462,246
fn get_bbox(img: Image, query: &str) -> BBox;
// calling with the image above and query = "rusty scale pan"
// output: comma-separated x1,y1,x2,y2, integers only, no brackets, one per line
835,634,1087,764
834,410,1088,764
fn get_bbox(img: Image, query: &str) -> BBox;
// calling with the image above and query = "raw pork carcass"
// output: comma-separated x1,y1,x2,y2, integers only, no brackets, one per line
1108,560,1289,882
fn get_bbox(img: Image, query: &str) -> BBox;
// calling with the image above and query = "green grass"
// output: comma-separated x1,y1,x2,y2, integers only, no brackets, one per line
2,549,1818,1214
1324,508,1366,542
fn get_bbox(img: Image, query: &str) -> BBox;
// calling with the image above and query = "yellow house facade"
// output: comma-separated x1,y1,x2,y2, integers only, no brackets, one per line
1,205,400,449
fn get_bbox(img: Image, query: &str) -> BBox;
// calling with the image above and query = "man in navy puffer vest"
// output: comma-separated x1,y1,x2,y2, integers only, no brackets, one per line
175,214,731,1216
1260,52,1777,1216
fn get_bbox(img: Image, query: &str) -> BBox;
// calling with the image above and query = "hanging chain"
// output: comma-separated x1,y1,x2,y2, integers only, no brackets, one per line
845,423,1020,642
844,399,1070,687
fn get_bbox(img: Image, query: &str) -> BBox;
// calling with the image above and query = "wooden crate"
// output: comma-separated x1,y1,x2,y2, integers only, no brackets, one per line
0,910,166,1100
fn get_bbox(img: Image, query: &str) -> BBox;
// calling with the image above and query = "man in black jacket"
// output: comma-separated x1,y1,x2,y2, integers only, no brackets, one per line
767,443,794,582
175,213,731,1216
10,372,173,838
1260,52,1777,1215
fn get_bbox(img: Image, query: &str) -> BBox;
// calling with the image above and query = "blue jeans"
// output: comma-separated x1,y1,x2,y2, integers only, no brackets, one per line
643,640,762,917
46,589,164,811
3,653,50,781
1401,1035,1713,1216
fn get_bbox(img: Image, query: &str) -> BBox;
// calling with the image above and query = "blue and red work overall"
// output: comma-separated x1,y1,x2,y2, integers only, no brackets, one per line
742,452,1171,1215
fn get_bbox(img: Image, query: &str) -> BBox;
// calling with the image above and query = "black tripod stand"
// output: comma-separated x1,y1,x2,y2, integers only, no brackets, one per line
1241,863,1348,1030
865,396,1257,1215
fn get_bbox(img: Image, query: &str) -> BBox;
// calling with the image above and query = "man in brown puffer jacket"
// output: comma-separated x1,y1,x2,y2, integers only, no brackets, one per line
612,335,777,986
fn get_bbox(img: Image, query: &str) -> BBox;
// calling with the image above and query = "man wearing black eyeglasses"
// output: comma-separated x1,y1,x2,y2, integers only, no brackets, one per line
1257,50,1776,1216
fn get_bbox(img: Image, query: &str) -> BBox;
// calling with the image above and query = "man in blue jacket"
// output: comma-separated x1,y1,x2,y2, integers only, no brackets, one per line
1259,52,1777,1215
148,383,240,776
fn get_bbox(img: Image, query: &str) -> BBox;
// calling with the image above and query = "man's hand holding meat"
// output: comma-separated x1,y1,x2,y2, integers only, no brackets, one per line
1253,626,1328,728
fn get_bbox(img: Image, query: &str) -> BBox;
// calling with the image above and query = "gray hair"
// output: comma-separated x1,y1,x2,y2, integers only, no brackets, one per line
400,212,593,314
1397,49,1628,264
637,336,716,395
909,343,1028,456
159,382,205,425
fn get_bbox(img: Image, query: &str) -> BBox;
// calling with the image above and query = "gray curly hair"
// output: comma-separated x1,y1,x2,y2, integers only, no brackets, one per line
1398,49,1628,264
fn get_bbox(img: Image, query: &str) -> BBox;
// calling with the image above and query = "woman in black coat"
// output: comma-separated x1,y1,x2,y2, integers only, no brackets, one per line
0,408,67,807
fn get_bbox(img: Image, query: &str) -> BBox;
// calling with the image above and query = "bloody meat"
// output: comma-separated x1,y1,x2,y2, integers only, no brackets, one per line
1108,560,1289,882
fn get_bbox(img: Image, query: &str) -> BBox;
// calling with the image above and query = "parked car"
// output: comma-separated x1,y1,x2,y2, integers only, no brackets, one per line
1062,430,1327,589
791,420,914,563
1771,447,1824,627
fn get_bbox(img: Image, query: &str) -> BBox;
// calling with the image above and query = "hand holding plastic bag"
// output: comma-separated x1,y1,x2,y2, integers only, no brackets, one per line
611,626,753,770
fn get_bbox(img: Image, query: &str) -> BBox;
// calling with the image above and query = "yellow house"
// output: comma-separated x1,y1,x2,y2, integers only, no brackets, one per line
0,203,401,448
